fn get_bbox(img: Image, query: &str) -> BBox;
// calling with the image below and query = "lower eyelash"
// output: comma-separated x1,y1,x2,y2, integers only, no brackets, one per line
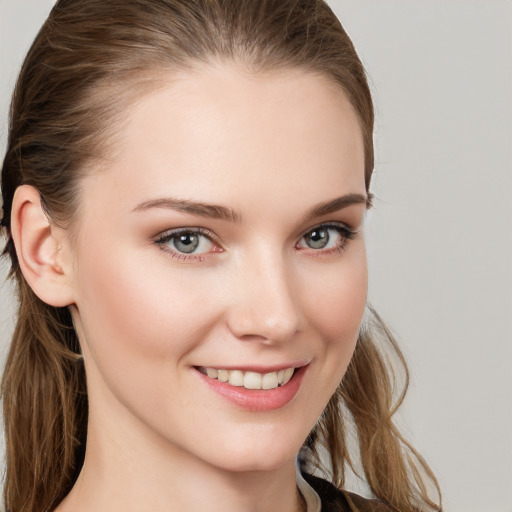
167,251,209,263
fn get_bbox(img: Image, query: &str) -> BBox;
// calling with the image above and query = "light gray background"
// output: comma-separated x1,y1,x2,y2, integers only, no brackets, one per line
1,1,511,511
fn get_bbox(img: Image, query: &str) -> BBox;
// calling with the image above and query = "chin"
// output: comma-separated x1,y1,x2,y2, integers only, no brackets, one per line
200,431,304,474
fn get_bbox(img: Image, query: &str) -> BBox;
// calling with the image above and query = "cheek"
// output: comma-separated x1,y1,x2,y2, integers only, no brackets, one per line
299,244,367,406
302,248,368,345
73,242,220,368
72,243,228,430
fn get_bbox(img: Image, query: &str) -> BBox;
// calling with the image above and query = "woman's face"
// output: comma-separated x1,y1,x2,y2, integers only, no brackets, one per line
69,64,368,473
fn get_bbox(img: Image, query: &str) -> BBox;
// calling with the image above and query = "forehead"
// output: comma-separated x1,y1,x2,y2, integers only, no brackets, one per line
84,64,366,214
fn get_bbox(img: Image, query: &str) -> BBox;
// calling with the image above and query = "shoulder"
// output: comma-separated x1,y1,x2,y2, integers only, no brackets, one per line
303,473,395,512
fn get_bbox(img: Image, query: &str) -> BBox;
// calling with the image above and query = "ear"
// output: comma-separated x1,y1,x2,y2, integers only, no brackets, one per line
10,185,75,307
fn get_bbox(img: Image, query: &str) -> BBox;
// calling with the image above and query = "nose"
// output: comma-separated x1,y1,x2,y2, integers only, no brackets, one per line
226,250,304,344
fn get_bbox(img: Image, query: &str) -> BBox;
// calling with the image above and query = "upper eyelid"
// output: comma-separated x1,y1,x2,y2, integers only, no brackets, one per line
299,220,356,237
154,226,217,243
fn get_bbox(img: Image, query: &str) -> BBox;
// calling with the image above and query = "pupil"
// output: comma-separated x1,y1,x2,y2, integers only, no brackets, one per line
174,233,199,253
307,229,329,249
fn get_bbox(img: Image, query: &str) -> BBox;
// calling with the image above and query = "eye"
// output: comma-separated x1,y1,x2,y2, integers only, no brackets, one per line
297,223,356,253
155,228,220,258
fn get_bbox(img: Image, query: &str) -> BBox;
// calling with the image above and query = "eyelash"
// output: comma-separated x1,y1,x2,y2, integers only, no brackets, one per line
154,223,358,262
155,227,219,262
296,223,358,257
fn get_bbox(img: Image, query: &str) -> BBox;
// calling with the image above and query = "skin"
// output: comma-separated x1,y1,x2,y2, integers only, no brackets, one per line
18,64,368,512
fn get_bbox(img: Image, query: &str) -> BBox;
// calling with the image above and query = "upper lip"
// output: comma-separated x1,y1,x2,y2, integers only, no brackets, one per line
195,361,310,373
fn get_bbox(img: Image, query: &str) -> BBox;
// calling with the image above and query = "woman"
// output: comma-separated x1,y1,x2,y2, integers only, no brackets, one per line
0,1,442,511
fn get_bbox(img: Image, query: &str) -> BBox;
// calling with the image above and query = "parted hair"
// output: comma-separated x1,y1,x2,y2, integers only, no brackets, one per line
0,1,441,511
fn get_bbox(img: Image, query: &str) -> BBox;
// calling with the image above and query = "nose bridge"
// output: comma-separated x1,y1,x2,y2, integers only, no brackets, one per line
227,244,302,343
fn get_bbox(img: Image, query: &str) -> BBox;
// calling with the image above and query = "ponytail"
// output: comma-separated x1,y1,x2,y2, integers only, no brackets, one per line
1,278,87,512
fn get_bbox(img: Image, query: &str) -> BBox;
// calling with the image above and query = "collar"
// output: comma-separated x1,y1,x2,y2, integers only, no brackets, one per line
295,459,322,512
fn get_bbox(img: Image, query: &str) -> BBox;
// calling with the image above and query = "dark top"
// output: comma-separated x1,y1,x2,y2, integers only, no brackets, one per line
304,474,395,512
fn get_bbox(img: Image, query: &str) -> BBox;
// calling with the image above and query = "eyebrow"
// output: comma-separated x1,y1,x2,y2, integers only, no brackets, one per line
133,197,242,222
302,192,372,223
133,192,371,223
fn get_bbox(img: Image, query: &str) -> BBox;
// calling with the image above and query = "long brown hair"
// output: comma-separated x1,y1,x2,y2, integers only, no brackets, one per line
1,1,441,511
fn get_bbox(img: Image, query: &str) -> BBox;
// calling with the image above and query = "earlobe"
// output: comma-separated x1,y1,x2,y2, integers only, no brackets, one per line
10,185,75,307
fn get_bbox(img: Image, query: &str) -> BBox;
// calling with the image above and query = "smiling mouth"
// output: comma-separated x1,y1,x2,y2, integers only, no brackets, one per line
197,367,296,390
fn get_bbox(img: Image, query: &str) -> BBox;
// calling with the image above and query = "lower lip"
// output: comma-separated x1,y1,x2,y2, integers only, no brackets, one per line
196,366,307,412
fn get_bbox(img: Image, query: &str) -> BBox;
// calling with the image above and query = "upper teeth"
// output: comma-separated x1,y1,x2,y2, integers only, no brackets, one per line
200,367,295,390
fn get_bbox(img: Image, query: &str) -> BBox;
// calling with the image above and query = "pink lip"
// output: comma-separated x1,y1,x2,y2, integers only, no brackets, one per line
195,365,308,412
